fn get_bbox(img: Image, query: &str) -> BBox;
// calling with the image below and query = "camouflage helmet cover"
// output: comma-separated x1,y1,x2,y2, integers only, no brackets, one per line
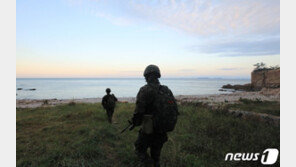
144,64,161,78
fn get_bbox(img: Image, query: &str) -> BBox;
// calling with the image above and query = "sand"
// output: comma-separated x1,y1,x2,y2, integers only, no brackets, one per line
16,88,279,108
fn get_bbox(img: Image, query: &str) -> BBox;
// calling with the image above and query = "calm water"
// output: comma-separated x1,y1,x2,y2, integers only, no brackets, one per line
16,78,249,99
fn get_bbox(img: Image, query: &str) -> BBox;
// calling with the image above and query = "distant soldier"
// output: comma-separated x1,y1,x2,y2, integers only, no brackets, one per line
131,65,179,167
102,88,118,123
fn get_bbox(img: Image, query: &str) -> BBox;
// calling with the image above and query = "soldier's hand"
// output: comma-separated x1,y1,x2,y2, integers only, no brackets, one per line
132,117,141,126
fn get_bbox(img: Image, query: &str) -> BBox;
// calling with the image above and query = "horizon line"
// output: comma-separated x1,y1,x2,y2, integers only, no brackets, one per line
16,76,250,80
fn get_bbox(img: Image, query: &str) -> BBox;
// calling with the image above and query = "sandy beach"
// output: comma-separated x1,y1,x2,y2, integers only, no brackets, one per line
16,88,280,108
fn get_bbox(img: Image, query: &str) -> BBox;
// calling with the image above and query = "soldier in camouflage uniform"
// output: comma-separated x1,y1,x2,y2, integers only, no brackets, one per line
132,65,176,167
102,88,118,123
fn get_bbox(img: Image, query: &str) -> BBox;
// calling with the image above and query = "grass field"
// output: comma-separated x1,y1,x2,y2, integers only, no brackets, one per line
228,98,280,116
16,102,280,167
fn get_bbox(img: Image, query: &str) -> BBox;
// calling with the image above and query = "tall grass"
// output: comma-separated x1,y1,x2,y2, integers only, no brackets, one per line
16,102,279,167
228,98,280,116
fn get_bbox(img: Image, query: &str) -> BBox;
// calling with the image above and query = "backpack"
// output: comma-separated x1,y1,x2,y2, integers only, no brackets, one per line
152,85,178,133
106,95,116,109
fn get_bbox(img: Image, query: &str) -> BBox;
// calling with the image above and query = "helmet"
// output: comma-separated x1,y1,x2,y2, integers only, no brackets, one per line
106,88,111,93
144,65,161,78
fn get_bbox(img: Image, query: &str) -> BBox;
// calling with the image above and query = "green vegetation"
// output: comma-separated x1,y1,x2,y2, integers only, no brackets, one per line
253,62,279,71
17,102,279,167
227,98,280,116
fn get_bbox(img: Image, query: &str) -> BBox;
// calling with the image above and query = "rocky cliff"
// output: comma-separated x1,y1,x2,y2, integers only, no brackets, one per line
251,68,280,90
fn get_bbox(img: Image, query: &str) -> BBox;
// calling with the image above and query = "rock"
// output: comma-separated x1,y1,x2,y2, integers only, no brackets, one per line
221,83,253,91
251,68,280,90
228,109,279,127
222,84,232,89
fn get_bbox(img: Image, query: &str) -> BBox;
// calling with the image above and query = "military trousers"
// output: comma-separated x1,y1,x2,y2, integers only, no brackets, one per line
134,129,168,163
105,108,114,123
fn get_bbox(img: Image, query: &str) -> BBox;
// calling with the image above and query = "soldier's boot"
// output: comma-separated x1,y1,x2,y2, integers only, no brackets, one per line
135,150,149,162
136,151,154,167
135,148,154,166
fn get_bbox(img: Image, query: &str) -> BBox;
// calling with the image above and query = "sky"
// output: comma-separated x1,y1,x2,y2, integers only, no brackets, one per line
16,0,280,78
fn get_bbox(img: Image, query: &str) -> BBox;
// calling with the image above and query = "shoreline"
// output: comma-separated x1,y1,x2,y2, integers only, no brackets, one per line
16,88,280,108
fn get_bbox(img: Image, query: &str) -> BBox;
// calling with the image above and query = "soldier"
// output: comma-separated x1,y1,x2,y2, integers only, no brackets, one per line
131,65,178,167
102,88,118,123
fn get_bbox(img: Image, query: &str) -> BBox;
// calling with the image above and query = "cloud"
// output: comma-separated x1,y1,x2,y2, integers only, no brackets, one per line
129,0,280,36
177,69,197,72
120,70,142,73
68,0,280,56
218,68,244,71
70,0,279,36
189,36,280,57
92,12,133,26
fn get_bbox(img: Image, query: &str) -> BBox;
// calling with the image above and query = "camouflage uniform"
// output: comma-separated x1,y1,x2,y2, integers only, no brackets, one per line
132,82,168,166
102,93,118,123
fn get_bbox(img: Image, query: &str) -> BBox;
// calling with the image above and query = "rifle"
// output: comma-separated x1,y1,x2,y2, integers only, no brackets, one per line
120,120,135,134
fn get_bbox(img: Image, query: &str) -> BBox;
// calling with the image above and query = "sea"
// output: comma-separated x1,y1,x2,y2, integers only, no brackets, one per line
16,78,249,99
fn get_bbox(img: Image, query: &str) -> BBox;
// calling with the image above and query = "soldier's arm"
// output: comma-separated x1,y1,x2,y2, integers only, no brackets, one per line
113,94,118,101
102,96,107,108
132,87,148,126
168,88,180,115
